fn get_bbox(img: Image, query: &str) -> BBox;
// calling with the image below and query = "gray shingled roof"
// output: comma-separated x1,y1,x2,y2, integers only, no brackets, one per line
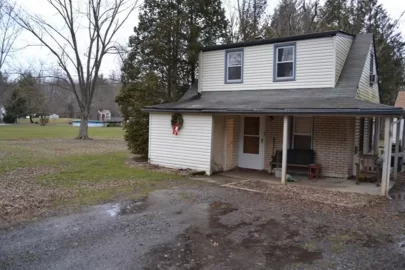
144,33,403,116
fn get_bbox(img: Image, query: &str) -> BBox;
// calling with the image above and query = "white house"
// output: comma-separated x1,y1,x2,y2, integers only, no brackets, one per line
143,31,404,196
0,106,5,123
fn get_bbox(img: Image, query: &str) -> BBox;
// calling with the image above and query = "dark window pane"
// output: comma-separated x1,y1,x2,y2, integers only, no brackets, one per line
294,135,311,150
228,66,242,80
277,47,294,62
277,63,293,78
244,117,260,135
244,136,260,154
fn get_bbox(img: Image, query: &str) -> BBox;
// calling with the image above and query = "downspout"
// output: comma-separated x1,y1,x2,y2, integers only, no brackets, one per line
198,51,203,93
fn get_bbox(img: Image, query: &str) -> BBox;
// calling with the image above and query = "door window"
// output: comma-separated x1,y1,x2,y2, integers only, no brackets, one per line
243,117,260,154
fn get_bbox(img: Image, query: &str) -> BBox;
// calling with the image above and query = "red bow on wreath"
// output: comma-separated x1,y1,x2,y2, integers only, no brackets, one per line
172,123,180,135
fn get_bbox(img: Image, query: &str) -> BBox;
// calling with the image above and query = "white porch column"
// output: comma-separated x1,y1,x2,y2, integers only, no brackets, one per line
402,118,405,154
381,117,392,196
281,115,288,185
394,116,402,181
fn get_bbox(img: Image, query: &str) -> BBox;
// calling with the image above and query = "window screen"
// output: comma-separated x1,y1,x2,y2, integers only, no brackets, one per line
293,117,313,150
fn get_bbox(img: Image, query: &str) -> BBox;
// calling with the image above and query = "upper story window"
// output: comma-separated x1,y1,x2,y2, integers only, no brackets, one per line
274,43,296,81
225,49,243,83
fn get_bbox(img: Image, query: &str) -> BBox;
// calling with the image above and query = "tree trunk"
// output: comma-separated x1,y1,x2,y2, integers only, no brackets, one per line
76,113,90,140
29,115,33,123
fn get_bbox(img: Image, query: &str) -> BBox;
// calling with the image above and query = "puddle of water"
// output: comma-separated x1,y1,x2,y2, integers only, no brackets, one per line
105,204,120,217
104,199,148,217
119,199,147,215
398,236,405,254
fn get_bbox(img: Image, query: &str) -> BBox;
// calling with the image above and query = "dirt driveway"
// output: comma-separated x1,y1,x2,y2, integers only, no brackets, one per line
1,182,405,270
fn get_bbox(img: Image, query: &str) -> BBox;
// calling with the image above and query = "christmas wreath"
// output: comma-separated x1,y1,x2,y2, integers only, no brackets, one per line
171,113,183,135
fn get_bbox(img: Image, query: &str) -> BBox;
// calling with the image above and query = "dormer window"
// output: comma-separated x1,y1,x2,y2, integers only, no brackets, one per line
274,43,296,81
225,49,243,83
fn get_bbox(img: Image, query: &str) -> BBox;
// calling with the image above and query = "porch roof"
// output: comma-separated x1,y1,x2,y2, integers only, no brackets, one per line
143,89,403,116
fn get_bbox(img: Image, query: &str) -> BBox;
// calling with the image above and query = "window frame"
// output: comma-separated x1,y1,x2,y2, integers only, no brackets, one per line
224,48,244,84
292,116,313,150
273,43,296,82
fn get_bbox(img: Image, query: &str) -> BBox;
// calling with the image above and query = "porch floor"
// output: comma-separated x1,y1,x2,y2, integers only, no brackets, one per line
215,170,395,196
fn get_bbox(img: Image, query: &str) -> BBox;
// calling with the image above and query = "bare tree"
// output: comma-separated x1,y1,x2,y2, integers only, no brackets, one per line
12,0,138,139
0,0,20,71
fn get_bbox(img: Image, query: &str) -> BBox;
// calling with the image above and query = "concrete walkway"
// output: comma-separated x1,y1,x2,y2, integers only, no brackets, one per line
197,170,394,196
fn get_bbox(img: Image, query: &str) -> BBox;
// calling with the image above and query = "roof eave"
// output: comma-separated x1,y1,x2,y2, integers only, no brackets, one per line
142,107,404,116
201,30,354,52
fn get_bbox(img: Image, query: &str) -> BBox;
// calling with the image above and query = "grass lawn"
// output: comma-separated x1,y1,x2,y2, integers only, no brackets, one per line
0,124,186,224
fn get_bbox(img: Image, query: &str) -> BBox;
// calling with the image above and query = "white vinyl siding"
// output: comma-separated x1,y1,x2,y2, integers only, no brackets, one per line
335,35,353,84
201,37,335,91
149,113,213,174
356,43,380,103
212,115,226,172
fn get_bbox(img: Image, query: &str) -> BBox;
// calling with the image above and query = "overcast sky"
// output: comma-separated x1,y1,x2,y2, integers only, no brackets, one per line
6,0,405,78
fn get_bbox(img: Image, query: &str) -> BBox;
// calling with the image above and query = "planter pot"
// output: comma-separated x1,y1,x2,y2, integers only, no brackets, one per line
275,168,282,178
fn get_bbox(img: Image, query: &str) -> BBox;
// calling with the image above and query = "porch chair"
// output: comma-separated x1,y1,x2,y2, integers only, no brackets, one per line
355,154,381,185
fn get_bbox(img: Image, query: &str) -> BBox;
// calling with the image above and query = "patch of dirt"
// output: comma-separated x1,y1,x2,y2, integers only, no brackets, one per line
0,166,75,224
126,156,199,177
144,201,323,270
226,180,384,208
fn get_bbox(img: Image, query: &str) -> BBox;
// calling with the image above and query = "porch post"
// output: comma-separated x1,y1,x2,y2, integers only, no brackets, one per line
394,116,402,181
381,117,392,196
374,117,380,155
402,117,405,154
281,115,289,185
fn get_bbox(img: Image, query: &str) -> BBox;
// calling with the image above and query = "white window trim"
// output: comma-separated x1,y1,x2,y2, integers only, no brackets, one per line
292,116,313,149
274,43,296,81
225,49,243,84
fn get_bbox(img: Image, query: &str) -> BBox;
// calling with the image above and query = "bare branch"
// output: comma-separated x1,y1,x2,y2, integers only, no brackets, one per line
0,0,21,70
10,0,138,138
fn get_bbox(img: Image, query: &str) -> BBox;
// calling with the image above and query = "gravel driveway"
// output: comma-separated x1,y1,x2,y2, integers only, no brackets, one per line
1,182,405,270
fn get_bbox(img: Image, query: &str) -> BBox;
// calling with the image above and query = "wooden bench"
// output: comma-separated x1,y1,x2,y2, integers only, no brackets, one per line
270,149,316,172
355,154,381,185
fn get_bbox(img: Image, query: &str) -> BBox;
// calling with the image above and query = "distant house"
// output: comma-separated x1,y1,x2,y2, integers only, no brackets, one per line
0,106,5,123
143,30,404,196
98,110,111,121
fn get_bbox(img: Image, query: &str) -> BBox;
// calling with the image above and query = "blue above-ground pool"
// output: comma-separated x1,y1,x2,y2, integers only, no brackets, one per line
72,120,105,127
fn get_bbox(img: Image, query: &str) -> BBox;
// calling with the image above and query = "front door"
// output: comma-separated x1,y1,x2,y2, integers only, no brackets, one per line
238,116,265,170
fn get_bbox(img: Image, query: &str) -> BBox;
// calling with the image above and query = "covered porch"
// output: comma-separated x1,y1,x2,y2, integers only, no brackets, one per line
212,113,404,197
